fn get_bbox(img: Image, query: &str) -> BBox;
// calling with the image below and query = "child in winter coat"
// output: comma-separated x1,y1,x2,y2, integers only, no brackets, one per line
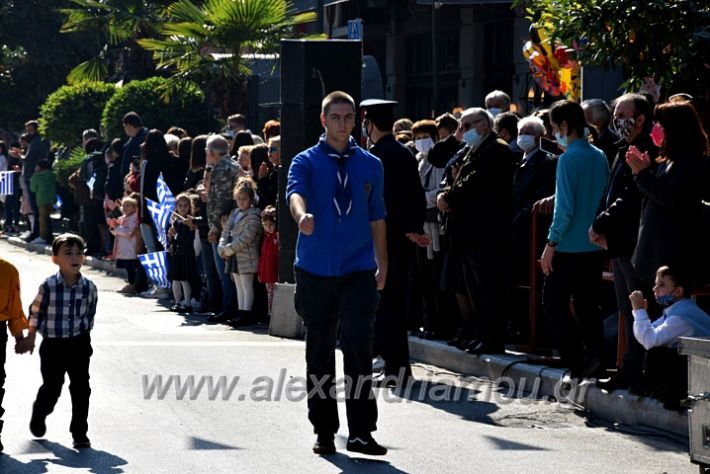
110,196,142,294
218,177,262,327
257,205,279,317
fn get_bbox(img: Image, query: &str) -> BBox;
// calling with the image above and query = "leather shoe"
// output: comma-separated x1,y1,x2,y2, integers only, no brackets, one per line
312,433,336,455
464,341,505,355
346,433,387,456
206,312,231,324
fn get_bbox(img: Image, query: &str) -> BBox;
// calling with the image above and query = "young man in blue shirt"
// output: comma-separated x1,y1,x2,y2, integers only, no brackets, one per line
287,91,388,456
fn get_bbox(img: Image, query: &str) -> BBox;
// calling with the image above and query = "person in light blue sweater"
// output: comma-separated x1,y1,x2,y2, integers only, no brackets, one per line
540,100,610,380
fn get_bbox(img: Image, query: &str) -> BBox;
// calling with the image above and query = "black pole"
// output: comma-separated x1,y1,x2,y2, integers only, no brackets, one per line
432,2,440,118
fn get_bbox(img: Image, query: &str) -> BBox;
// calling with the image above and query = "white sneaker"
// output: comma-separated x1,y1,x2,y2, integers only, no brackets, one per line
30,237,48,245
372,356,385,373
140,287,158,298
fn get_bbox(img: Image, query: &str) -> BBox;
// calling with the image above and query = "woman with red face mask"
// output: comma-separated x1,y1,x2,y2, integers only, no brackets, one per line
627,100,710,286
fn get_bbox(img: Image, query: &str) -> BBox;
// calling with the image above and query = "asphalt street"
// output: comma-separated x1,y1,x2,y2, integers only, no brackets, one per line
0,239,696,473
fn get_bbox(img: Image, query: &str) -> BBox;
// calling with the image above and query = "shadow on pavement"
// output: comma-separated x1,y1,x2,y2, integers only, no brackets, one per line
26,439,127,473
186,436,241,450
319,451,408,473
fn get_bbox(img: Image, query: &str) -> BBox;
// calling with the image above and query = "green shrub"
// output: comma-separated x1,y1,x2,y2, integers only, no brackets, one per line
101,77,212,139
39,82,116,147
53,146,85,188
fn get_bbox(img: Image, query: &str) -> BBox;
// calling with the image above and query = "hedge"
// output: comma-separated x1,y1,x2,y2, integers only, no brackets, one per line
39,82,116,147
101,77,211,139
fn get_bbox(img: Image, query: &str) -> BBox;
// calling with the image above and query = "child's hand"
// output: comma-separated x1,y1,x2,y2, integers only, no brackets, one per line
629,290,647,311
168,227,177,238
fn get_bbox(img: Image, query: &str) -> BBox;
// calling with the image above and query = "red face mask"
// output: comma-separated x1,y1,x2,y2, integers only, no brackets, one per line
650,122,665,148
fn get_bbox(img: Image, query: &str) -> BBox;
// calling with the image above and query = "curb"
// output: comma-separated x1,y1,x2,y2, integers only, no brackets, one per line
4,235,688,438
408,337,688,438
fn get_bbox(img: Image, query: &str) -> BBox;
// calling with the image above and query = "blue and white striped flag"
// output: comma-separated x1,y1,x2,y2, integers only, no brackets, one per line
147,198,171,249
138,251,170,288
86,173,96,192
147,173,176,249
0,171,14,196
54,194,63,210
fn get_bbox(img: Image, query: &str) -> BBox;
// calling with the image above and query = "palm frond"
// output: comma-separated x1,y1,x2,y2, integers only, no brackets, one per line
66,57,109,84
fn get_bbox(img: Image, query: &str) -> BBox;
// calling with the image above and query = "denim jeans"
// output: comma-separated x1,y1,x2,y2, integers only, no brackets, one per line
200,239,221,308
212,242,236,314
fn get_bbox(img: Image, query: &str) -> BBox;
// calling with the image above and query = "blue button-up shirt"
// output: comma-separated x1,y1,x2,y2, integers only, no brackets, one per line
287,136,386,277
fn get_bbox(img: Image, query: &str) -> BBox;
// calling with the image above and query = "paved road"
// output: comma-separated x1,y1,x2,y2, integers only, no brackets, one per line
0,239,696,473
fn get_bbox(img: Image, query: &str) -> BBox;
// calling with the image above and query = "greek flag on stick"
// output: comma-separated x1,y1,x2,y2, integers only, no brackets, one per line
0,171,14,196
139,251,170,288
86,173,96,192
147,173,176,249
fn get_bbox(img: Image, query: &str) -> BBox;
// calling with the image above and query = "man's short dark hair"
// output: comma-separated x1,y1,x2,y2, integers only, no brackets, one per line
122,112,143,128
52,233,86,256
227,114,247,128
84,137,103,154
321,91,355,116
494,112,520,138
37,159,51,170
435,113,459,134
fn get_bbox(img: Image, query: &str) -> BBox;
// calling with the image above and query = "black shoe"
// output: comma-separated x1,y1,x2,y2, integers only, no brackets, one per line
596,375,631,392
206,312,230,324
228,316,257,328
312,433,336,455
170,304,182,312
72,434,91,449
29,415,46,438
464,341,505,355
346,433,387,456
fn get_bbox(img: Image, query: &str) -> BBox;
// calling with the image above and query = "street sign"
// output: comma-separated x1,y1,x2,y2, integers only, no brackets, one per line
348,19,363,41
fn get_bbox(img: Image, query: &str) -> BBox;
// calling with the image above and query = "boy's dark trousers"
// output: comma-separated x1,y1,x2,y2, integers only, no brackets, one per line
33,332,93,437
0,321,7,435
294,267,379,437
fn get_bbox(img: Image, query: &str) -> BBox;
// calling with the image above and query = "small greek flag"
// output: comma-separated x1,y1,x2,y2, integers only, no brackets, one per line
138,251,170,288
54,194,63,210
0,171,14,196
86,173,96,192
147,174,176,249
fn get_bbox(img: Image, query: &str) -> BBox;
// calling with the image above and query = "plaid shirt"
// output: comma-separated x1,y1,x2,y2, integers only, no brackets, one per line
29,272,98,338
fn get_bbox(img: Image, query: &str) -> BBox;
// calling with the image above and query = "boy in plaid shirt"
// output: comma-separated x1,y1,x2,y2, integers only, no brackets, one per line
24,233,98,449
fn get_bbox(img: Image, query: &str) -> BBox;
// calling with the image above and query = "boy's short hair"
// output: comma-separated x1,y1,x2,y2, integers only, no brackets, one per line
37,159,52,170
321,91,355,116
435,113,459,134
52,233,86,256
656,265,691,294
122,112,143,128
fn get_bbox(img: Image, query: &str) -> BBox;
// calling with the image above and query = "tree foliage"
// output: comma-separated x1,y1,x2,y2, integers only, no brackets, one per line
137,0,316,116
39,82,116,146
101,76,211,138
515,0,710,92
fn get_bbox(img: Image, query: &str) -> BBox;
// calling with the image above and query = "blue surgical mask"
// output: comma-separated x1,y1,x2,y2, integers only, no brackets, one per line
415,137,434,154
516,134,537,152
554,131,568,148
488,108,502,117
655,293,676,307
463,128,481,147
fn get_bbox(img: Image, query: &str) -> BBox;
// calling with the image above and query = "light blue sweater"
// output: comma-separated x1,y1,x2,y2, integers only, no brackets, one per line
548,139,609,253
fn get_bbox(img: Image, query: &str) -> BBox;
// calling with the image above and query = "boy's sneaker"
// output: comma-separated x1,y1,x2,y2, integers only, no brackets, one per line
72,434,91,449
346,433,387,456
29,415,46,438
312,433,336,455
30,237,48,245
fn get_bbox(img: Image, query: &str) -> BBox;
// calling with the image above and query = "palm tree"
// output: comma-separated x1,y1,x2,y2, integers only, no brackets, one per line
137,0,316,116
59,0,171,84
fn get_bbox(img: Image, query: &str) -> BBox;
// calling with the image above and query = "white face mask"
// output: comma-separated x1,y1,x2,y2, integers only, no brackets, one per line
488,107,502,117
415,137,434,154
516,134,537,152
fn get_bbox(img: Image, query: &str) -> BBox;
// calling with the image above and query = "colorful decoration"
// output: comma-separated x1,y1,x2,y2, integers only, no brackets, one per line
523,24,581,101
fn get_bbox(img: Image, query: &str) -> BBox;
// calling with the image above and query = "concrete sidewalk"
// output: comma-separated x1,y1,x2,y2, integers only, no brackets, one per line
3,234,689,439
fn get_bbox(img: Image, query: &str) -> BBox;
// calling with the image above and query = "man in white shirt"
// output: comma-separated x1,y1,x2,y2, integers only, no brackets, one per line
629,265,710,409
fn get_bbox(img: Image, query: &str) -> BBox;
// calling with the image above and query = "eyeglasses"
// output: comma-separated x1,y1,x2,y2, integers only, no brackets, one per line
268,147,279,153
460,118,485,131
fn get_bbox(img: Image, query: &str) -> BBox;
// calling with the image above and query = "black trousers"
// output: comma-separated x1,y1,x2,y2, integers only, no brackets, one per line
611,257,645,380
294,267,379,436
0,321,7,431
543,251,604,372
461,245,509,347
33,332,93,436
374,238,414,375
645,346,688,403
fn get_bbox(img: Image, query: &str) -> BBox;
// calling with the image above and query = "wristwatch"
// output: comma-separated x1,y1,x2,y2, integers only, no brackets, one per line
546,240,558,248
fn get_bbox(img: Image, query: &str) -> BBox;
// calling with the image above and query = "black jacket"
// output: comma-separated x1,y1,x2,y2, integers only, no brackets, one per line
121,127,148,177
369,134,426,242
428,134,464,168
511,149,557,248
444,132,513,252
592,134,657,258
633,154,709,281
596,127,620,166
